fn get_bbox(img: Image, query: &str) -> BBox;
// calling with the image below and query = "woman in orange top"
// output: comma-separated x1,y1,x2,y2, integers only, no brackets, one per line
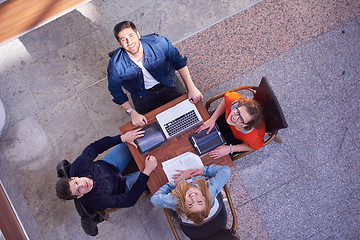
196,92,266,159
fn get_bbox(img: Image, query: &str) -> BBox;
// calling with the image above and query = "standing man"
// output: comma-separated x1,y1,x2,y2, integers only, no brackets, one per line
107,21,203,127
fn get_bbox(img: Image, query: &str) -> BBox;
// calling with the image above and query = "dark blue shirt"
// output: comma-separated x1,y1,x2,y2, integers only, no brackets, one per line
70,135,149,210
107,34,187,105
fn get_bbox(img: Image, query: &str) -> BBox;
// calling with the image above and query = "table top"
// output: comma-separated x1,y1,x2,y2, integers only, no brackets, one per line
119,94,233,194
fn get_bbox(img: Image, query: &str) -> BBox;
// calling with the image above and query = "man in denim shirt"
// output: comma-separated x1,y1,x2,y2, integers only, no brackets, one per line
107,21,203,127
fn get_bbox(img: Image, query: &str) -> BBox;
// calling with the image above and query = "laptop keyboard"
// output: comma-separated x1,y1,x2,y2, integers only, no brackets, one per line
164,110,200,137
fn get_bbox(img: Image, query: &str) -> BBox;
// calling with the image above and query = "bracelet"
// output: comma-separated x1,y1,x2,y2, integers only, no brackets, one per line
229,144,233,154
171,179,178,186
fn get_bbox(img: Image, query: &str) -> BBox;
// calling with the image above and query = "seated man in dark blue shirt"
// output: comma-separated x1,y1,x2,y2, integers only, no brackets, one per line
55,129,157,210
107,21,203,127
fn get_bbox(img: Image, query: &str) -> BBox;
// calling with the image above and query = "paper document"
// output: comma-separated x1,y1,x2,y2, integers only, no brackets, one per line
162,152,204,181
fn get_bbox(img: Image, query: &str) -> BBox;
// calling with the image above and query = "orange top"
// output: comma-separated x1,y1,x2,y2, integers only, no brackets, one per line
224,92,266,150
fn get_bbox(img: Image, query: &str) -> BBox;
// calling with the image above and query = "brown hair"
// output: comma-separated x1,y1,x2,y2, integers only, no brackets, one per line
233,97,264,130
171,178,212,225
55,178,77,200
113,21,138,42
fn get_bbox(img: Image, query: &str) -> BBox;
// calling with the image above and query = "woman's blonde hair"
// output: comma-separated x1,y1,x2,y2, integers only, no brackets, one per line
171,178,212,225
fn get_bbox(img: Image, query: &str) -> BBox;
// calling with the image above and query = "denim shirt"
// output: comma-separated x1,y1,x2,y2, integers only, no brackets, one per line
107,34,188,105
150,164,231,211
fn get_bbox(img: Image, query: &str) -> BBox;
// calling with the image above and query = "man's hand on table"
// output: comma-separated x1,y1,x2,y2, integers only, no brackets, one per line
142,155,158,176
130,110,148,127
187,85,203,104
120,128,145,148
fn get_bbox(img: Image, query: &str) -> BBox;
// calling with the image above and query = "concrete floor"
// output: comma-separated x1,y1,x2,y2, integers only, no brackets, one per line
0,0,359,239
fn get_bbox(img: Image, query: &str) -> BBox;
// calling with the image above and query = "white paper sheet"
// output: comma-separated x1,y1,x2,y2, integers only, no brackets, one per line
162,152,204,181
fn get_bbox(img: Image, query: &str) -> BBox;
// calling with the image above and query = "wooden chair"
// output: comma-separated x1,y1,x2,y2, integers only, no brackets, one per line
205,77,288,161
164,184,239,240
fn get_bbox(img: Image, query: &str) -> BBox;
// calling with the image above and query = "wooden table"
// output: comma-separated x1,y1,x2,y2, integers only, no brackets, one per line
119,94,233,194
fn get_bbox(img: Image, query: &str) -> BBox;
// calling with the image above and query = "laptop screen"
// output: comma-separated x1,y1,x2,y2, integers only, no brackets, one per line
156,99,203,139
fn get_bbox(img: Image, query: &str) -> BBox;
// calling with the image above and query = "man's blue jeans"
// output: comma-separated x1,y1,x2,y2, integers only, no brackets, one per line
102,142,141,192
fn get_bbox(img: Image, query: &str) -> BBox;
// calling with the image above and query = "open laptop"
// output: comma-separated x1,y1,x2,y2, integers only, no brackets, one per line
135,99,203,154
156,99,203,139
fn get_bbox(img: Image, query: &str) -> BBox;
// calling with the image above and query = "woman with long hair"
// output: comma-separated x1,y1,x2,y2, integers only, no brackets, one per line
196,91,265,159
150,164,230,225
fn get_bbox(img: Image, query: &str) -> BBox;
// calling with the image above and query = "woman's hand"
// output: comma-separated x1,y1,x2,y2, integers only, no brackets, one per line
171,168,204,183
196,119,216,134
120,128,145,148
208,145,231,159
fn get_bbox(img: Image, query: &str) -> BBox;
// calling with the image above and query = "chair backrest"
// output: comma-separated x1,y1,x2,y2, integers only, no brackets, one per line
108,47,121,58
56,160,71,178
173,194,237,240
253,77,288,133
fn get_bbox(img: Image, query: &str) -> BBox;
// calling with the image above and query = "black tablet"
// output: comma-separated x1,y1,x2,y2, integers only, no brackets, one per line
134,122,167,155
189,124,226,156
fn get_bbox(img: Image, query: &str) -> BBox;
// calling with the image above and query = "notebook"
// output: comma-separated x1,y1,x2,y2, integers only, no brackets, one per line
156,99,203,139
189,124,226,156
135,99,203,155
162,152,204,181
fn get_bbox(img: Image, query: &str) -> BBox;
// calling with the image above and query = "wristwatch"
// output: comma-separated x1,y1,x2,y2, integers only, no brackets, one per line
126,107,134,115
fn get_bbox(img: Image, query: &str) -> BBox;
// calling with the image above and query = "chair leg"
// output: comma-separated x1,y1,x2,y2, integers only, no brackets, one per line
274,135,282,143
232,231,241,239
104,190,150,220
223,185,237,233
104,211,110,221
164,209,181,240
230,150,254,161
104,208,119,219
139,189,151,200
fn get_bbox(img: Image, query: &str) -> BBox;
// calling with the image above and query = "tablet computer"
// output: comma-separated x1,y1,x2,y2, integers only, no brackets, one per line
134,122,167,155
189,124,226,156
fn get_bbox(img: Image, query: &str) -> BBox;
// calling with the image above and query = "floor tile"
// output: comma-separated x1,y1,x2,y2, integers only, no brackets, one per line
0,66,39,123
57,30,109,91
234,143,304,200
0,0,359,239
253,180,318,239
77,79,130,137
0,115,52,168
24,52,77,107
36,94,98,161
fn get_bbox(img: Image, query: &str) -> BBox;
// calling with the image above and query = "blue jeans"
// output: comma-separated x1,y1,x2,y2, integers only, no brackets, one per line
102,142,141,192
